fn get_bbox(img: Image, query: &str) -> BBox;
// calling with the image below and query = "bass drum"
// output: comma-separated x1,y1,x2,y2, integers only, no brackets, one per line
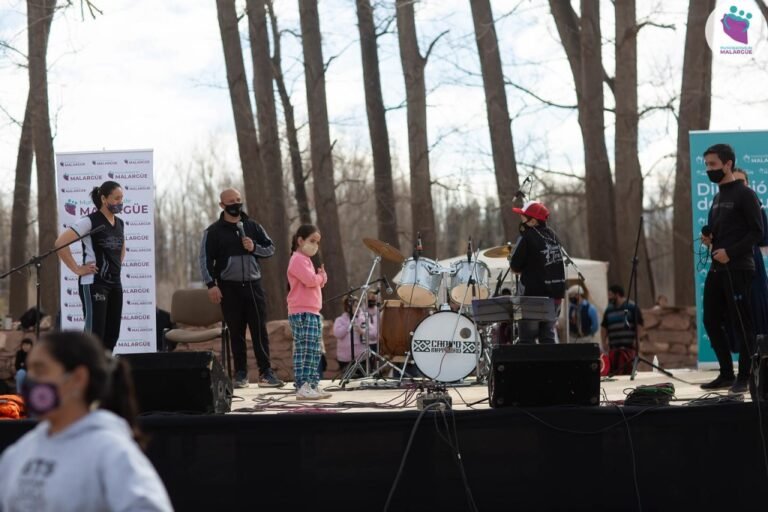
379,300,433,357
410,311,479,382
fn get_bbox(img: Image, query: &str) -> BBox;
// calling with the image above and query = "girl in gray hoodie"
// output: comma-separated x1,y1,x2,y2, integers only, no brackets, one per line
0,331,172,511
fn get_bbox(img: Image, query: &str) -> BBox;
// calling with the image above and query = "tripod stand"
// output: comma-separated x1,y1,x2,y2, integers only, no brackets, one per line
627,217,675,380
0,225,104,338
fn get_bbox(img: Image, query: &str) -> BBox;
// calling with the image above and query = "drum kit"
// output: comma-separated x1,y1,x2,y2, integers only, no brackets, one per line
338,237,518,387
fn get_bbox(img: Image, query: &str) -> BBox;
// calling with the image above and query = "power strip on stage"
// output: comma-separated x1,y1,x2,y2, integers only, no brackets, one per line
416,391,452,411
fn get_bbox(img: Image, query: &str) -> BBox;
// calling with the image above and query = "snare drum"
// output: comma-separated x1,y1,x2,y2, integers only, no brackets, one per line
410,311,480,382
448,260,491,305
396,257,442,306
379,300,432,357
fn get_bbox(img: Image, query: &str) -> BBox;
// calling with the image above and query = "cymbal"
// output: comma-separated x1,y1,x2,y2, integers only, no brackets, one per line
363,238,406,264
484,245,514,258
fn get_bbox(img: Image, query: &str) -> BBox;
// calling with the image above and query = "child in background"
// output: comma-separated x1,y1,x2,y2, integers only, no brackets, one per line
14,338,33,392
287,225,332,400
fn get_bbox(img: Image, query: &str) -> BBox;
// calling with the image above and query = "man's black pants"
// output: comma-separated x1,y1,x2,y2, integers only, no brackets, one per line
703,268,755,379
219,280,272,375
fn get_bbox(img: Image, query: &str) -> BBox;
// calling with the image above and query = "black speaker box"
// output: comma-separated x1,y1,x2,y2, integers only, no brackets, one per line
120,351,232,414
489,343,601,407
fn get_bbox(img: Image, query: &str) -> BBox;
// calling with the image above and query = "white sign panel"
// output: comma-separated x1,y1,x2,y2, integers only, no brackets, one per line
56,149,156,353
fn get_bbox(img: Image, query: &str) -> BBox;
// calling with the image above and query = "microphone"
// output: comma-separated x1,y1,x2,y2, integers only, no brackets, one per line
236,221,247,239
467,236,473,263
89,224,106,235
514,176,532,200
701,225,712,238
381,276,394,295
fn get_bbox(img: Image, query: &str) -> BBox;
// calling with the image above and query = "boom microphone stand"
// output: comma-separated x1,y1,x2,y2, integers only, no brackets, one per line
627,217,675,380
0,225,105,338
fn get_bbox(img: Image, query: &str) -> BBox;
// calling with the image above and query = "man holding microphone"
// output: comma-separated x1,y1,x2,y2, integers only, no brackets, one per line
200,188,284,389
699,144,763,394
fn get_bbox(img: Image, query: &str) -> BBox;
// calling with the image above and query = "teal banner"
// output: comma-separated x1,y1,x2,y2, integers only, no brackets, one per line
689,130,768,367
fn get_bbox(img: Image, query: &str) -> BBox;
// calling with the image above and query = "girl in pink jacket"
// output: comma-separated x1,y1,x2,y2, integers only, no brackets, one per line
287,225,331,400
334,292,380,371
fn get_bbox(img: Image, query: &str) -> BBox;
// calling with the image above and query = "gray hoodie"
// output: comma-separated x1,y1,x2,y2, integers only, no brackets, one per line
0,410,172,511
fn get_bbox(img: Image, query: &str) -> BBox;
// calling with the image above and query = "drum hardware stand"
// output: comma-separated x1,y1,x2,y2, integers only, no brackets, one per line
337,255,406,388
560,244,586,345
452,242,487,385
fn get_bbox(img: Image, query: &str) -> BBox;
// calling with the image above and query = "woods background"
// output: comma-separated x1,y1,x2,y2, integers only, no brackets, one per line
1,0,767,321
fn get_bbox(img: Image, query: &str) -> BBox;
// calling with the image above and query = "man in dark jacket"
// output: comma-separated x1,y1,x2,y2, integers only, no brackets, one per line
200,188,283,389
509,201,566,343
700,144,763,394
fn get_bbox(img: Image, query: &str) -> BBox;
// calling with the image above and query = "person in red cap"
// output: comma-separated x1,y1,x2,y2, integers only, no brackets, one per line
509,201,567,343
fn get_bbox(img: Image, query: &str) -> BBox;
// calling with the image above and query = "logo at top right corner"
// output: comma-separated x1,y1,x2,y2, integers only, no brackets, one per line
721,5,752,45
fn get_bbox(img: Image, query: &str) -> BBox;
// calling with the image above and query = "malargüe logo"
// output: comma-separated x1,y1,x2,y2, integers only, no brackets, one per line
722,5,752,44
64,200,77,216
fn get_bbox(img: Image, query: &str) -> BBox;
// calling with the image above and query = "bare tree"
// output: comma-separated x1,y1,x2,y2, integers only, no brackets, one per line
215,0,267,224
356,0,401,278
10,2,56,319
266,0,311,226
672,0,715,306
27,0,59,316
549,0,620,285
9,97,34,319
246,0,289,319
395,0,438,259
469,0,520,244
298,0,348,316
614,0,655,306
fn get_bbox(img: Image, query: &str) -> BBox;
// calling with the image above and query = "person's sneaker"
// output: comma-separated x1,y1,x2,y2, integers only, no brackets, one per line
700,374,735,390
233,371,249,389
312,384,332,399
296,383,320,400
728,379,749,395
258,369,285,388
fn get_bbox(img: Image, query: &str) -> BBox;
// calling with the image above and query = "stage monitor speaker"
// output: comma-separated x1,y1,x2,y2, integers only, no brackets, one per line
489,343,600,407
120,351,232,414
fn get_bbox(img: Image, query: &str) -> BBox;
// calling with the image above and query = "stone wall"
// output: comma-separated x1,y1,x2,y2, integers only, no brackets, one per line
637,306,697,370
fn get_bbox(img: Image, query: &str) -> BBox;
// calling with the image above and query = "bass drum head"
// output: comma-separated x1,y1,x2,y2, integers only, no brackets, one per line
410,311,479,382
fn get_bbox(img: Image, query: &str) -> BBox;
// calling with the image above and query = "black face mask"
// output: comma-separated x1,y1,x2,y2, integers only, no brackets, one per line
707,169,725,183
569,298,578,305
368,300,376,308
224,203,243,216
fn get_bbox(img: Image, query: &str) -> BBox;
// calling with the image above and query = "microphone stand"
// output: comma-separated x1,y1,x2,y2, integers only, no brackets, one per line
0,227,102,339
560,244,585,346
626,217,676,380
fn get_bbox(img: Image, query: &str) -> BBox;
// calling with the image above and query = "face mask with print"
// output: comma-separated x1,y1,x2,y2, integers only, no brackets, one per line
21,376,62,417
107,203,123,214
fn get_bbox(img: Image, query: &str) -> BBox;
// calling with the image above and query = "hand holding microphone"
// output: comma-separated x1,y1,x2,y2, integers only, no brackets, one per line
237,221,254,252
700,225,713,247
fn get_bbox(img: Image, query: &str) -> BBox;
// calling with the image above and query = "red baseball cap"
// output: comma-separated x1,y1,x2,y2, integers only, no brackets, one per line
512,200,550,222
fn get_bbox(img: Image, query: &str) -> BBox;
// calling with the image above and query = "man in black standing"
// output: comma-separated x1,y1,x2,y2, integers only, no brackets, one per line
200,188,284,389
700,144,763,394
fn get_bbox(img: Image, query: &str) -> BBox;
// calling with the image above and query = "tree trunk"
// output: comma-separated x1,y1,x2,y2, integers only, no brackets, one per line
614,0,654,306
267,0,311,226
396,0,437,259
27,0,59,318
356,0,401,279
469,0,520,244
215,0,267,225
9,97,34,319
673,0,714,306
550,0,620,286
298,0,348,317
246,0,289,320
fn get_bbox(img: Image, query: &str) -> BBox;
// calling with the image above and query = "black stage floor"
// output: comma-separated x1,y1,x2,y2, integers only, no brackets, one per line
1,397,767,511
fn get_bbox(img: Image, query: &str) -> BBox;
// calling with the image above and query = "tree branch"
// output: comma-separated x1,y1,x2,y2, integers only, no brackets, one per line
756,0,768,25
423,29,449,64
503,78,577,109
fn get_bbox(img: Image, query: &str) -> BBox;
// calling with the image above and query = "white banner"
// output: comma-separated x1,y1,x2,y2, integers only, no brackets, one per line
56,149,156,354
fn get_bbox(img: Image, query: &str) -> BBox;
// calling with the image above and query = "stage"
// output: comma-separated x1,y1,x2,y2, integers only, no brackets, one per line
1,369,767,511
